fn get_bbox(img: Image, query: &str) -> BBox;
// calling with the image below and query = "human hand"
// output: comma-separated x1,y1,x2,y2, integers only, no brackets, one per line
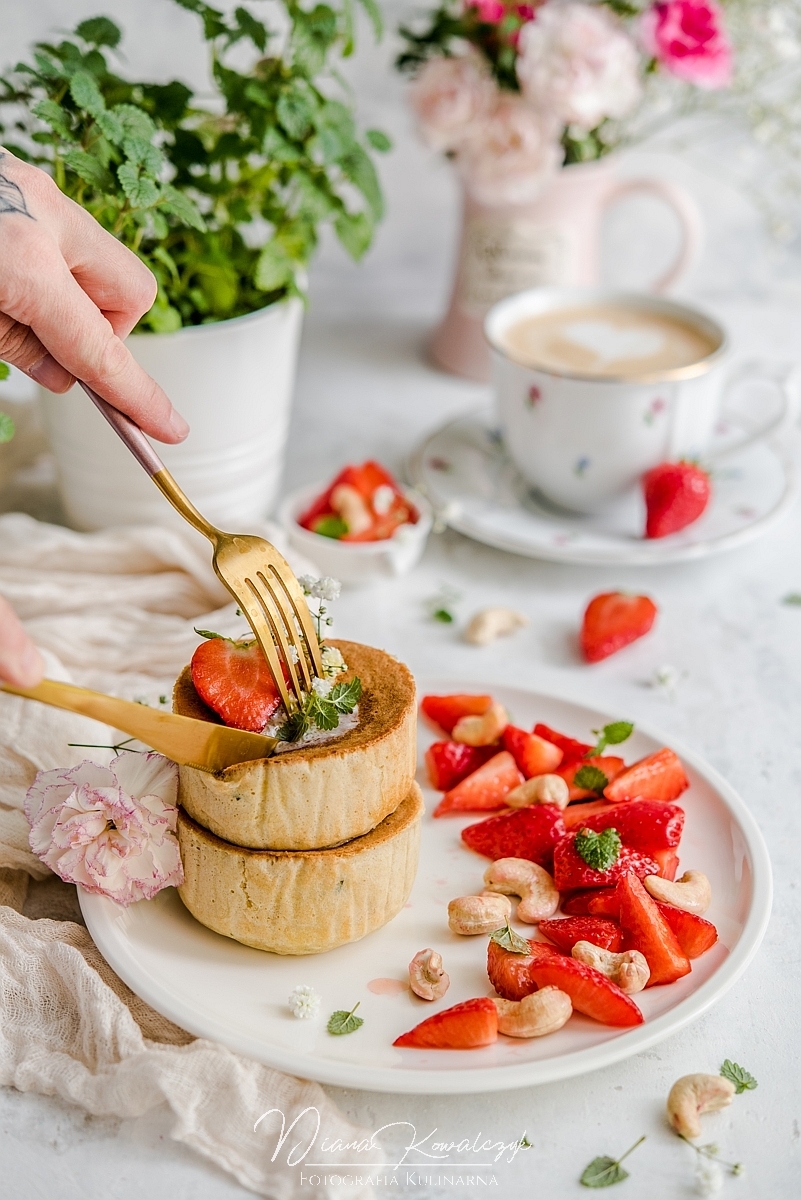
0,594,44,687
0,148,188,443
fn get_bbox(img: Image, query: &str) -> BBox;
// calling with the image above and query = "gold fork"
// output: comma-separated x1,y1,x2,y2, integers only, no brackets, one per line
79,383,322,712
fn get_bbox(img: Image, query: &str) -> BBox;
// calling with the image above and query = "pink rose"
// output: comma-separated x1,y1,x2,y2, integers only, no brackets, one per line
640,1,732,89
516,2,643,130
457,94,563,205
409,55,496,153
25,753,183,906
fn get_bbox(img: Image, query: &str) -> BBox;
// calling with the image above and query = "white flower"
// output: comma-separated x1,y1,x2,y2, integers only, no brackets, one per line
288,985,321,1019
298,574,317,595
409,54,496,152
312,576,342,602
516,2,642,131
695,1158,724,1195
457,94,563,206
321,644,346,677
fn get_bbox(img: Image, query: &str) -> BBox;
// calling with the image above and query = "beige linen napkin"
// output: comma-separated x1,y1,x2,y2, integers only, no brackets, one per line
0,512,382,1198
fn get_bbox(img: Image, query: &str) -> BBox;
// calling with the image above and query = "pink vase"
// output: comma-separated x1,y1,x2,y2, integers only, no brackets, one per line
429,158,703,382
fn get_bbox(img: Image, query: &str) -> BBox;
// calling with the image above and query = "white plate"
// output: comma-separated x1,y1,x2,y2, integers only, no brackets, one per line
408,410,796,565
80,683,772,1095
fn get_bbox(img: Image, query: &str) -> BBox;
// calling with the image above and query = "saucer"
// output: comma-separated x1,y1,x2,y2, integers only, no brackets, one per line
409,410,797,565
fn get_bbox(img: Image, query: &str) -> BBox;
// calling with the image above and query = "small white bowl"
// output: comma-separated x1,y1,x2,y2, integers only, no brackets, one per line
278,481,433,586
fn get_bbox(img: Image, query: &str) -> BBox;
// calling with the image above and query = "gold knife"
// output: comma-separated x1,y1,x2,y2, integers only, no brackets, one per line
1,679,276,773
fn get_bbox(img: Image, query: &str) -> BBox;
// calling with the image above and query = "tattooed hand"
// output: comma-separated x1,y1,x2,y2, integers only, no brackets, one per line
0,149,188,443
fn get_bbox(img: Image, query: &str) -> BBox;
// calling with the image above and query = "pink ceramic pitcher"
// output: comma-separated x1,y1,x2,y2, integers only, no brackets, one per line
429,158,702,382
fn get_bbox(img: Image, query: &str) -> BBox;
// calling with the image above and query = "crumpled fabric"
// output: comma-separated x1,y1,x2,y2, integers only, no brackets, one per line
0,512,381,1198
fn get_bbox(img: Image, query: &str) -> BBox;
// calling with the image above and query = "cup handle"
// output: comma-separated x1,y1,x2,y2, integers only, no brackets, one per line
708,361,801,460
602,178,703,293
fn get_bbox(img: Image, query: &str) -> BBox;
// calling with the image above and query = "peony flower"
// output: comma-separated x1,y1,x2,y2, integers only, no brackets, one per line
457,94,563,205
640,1,732,89
25,753,183,906
408,55,497,152
516,2,643,130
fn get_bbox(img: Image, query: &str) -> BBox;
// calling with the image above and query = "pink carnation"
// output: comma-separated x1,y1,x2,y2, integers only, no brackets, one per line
409,55,496,153
469,0,506,22
457,94,563,205
640,1,733,89
25,753,183,906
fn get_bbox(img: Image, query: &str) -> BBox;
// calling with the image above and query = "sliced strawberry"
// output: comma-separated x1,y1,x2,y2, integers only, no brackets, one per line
425,741,496,791
643,461,711,539
486,937,563,1001
539,916,622,954
655,902,718,958
393,997,498,1048
580,592,658,663
563,799,685,851
421,694,493,736
528,957,643,1026
299,461,417,543
653,849,680,881
586,890,621,918
533,724,593,765
617,872,691,986
558,756,626,800
561,889,605,916
191,636,282,733
434,751,523,816
604,748,689,803
461,804,566,866
553,833,659,892
502,725,563,777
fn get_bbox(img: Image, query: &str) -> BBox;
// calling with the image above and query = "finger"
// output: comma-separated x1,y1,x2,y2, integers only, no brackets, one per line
0,595,44,688
0,312,74,391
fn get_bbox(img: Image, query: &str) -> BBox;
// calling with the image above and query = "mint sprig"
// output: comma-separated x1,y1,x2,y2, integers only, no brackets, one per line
277,676,362,742
327,1002,363,1036
489,922,530,955
590,721,634,757
575,827,621,872
580,1136,646,1188
721,1059,758,1094
573,765,609,793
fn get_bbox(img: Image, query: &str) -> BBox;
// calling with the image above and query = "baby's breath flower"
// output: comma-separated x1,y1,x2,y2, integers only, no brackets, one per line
298,574,317,595
312,576,342,602
321,645,346,677
288,985,321,1020
694,1159,724,1195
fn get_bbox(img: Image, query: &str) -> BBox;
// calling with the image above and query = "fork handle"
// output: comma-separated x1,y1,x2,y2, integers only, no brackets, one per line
79,381,217,542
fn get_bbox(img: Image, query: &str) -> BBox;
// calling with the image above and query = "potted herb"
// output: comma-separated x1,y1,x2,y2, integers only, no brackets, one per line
0,1,389,529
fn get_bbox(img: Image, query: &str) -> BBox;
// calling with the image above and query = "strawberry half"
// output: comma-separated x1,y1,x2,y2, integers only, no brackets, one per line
487,937,563,1002
643,460,711,539
433,751,523,816
539,916,623,954
558,756,626,801
393,997,498,1049
580,592,658,663
617,873,691,986
191,636,282,733
533,724,592,765
560,888,619,917
604,748,689,803
553,833,659,892
421,694,492,736
655,902,718,958
528,957,643,1026
563,799,685,851
502,725,563,777
425,741,495,791
461,804,566,866
652,849,680,880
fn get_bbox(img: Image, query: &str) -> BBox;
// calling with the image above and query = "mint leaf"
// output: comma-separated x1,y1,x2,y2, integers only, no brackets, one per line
573,765,609,793
0,412,15,444
433,607,454,623
312,514,348,539
76,16,122,47
277,708,311,743
575,827,621,872
489,922,530,955
310,695,340,731
721,1060,758,1094
327,1002,363,1036
194,628,225,640
366,129,392,152
580,1157,628,1188
330,677,361,713
591,721,634,756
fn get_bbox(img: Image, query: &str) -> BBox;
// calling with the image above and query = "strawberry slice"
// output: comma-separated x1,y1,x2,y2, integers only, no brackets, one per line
533,724,592,765
586,890,620,917
528,957,643,1026
655,902,718,958
652,849,680,881
421,694,492,736
561,889,606,916
191,636,282,733
393,997,498,1048
604,748,689,803
461,804,566,866
425,741,496,791
617,873,691,986
434,751,523,816
558,756,626,800
299,461,417,543
502,725,563,777
553,833,659,891
539,916,623,954
580,592,658,663
563,799,685,851
487,937,563,1001
643,461,711,539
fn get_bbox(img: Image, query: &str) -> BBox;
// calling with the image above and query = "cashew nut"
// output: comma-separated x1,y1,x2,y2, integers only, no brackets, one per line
644,870,712,915
506,774,570,810
482,857,560,923
571,941,650,994
408,948,450,1001
448,893,512,935
452,701,508,746
330,483,372,535
666,1074,736,1139
493,987,572,1038
464,607,528,646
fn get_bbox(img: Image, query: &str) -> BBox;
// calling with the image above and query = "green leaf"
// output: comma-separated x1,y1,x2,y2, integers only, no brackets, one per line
327,1003,363,1036
160,184,206,232
782,593,801,607
312,514,348,538
276,707,311,744
0,412,15,444
573,765,609,794
31,99,72,137
490,922,530,955
339,144,383,220
233,5,268,51
580,1157,629,1188
356,0,383,39
720,1060,758,1094
310,697,340,731
193,628,226,640
334,210,372,260
113,104,157,141
254,240,295,292
69,71,106,119
276,84,316,141
122,136,164,176
329,676,362,713
432,607,454,624
96,109,126,145
574,828,621,872
117,162,160,208
76,17,122,48
63,148,110,188
366,128,392,152
591,721,634,757
0,362,9,381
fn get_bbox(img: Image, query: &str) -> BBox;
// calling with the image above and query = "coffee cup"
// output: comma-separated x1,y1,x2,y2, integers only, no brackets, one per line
485,288,796,514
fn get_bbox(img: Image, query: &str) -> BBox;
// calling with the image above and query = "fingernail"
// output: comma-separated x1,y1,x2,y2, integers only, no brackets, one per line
29,353,73,391
168,408,190,441
15,644,45,688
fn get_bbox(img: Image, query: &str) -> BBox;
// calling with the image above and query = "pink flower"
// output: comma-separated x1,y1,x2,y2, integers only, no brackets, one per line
516,2,643,131
640,1,732,89
25,753,183,906
469,0,506,22
409,55,496,153
457,94,563,205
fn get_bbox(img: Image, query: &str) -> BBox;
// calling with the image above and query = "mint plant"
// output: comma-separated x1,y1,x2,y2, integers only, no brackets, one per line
0,2,388,331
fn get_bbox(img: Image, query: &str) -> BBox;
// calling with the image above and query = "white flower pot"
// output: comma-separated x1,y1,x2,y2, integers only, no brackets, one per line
39,299,303,531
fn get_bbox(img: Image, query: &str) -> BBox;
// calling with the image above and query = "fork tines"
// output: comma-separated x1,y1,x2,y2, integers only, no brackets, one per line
239,566,323,712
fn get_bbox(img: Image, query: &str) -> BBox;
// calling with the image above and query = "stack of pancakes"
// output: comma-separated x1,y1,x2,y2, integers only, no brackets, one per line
172,640,422,955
